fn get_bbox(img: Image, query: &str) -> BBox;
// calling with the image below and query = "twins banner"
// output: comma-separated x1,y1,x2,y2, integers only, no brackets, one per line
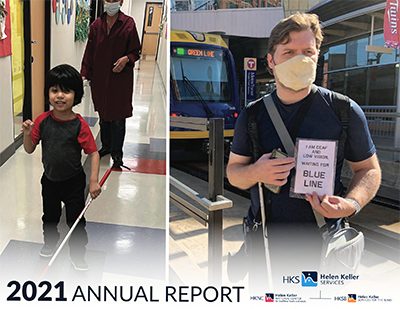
384,0,400,48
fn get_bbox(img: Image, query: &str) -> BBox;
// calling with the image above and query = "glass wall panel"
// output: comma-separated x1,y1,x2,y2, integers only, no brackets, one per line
345,68,367,105
368,64,396,106
327,71,345,94
325,64,396,106
326,44,346,70
345,37,368,68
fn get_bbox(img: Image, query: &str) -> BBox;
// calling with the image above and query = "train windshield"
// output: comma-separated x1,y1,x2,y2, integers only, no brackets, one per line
171,46,231,102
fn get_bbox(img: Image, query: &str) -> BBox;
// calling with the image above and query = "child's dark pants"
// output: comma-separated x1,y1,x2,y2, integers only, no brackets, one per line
41,171,88,259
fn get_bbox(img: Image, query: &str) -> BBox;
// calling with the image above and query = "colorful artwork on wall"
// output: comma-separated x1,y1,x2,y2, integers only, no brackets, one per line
0,0,7,40
0,0,11,57
54,0,74,25
67,0,74,24
75,0,91,42
55,0,60,24
61,0,65,24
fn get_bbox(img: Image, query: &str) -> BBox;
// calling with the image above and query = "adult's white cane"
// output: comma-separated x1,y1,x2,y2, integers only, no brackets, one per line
258,183,274,290
40,167,112,277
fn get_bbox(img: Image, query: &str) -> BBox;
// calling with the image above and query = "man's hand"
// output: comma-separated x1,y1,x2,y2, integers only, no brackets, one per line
112,56,129,73
21,120,34,135
226,152,295,190
89,181,101,199
306,192,358,218
254,152,295,186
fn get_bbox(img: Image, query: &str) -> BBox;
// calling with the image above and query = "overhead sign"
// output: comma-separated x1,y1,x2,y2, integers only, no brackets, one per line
244,57,257,71
384,0,400,48
293,139,337,197
172,47,222,59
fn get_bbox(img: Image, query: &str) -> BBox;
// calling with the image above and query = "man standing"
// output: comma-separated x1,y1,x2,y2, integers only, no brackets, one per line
81,0,141,168
227,13,381,289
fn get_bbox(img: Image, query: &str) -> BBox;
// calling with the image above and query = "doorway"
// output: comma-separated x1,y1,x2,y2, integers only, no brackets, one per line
29,0,46,120
13,0,50,140
141,2,163,58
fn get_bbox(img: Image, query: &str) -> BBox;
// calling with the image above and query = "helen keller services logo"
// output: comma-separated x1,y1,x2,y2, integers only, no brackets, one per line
283,271,360,287
301,271,318,287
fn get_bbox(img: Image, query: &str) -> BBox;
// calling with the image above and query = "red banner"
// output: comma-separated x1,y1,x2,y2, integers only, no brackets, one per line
384,0,400,48
0,0,11,58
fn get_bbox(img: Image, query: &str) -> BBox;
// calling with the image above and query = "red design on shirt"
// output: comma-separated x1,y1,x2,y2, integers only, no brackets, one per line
76,114,97,154
31,111,51,146
31,111,97,154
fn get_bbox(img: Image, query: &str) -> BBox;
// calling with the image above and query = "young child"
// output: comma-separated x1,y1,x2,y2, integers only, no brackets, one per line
22,64,101,271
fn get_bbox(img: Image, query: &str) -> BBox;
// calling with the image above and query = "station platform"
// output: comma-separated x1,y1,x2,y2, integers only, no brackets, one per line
0,59,166,286
169,167,400,294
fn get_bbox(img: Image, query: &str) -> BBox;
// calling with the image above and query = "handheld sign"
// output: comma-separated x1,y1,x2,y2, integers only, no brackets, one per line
292,139,337,197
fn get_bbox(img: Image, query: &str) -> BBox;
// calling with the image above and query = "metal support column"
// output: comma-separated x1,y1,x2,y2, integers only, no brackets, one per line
208,118,224,285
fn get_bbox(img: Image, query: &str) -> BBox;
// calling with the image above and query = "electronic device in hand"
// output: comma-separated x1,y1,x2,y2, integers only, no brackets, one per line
264,149,289,194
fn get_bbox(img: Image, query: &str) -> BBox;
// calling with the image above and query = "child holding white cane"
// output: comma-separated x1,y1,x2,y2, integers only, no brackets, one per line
22,64,101,271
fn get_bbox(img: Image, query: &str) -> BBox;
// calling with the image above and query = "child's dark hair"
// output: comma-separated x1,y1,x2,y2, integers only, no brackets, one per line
45,64,84,106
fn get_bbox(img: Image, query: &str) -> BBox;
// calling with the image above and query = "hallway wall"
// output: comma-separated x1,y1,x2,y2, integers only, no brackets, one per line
50,4,86,70
0,56,14,156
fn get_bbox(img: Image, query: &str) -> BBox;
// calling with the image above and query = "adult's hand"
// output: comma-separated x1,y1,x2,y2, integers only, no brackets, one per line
306,193,358,218
226,152,295,190
112,56,129,73
254,152,295,186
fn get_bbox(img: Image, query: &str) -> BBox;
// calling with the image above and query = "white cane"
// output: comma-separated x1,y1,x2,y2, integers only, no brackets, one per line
258,183,273,290
40,168,112,276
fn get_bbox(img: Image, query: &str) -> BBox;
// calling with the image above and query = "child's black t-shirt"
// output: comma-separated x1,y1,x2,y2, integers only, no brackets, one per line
31,111,97,181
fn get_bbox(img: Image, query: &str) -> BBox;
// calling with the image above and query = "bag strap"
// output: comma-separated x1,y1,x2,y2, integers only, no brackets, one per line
263,91,326,228
263,95,295,156
263,95,294,157
262,85,317,156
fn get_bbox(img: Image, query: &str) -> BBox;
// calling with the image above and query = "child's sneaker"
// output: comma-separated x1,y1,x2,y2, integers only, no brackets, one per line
40,244,55,258
71,257,89,271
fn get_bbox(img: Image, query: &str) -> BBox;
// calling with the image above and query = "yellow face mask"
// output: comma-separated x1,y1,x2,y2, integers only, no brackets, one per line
274,55,317,91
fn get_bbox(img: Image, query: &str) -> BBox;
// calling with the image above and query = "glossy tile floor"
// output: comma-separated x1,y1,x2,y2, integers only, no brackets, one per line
0,59,166,285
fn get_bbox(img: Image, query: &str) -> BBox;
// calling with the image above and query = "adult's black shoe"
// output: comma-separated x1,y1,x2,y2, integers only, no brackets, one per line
111,157,132,170
98,148,111,157
112,156,124,169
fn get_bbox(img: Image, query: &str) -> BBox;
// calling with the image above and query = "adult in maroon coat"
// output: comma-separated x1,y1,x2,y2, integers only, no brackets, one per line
81,0,140,168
